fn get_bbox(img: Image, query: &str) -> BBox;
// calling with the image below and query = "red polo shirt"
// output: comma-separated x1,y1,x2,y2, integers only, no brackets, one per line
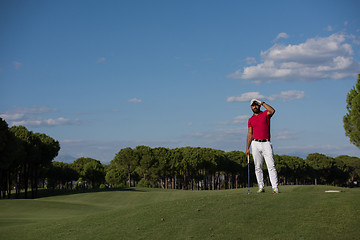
248,110,271,140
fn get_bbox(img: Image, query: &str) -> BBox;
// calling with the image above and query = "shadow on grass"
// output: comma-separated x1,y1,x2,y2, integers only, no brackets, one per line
4,187,146,200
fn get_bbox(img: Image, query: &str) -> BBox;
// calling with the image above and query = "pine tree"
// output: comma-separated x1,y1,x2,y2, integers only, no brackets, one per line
343,74,360,149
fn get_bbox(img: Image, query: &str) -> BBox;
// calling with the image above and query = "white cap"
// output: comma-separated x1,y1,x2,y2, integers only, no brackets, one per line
250,99,260,106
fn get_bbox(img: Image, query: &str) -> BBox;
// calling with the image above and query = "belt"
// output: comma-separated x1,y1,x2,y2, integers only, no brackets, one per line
253,139,270,142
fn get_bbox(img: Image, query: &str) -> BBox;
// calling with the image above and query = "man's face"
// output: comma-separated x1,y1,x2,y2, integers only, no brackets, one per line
251,104,260,114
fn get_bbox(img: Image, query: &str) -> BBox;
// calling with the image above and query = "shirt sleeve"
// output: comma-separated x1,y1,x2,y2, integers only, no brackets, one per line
264,110,272,119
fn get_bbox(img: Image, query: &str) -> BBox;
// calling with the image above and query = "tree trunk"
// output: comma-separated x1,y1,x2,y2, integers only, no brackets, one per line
0,170,3,199
24,164,29,199
128,172,131,187
31,167,35,199
228,175,231,189
16,172,20,198
183,174,186,190
212,174,215,190
7,171,12,199
32,167,39,199
235,175,238,189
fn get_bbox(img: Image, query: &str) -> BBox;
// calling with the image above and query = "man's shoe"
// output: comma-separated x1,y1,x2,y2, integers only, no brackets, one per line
272,187,279,194
257,188,265,193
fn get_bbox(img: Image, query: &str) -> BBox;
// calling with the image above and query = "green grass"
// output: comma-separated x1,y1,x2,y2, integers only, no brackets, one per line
0,185,359,240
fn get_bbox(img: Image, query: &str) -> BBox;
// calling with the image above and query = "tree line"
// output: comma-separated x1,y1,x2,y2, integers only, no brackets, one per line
37,146,360,194
1,117,360,199
0,118,60,199
108,146,360,190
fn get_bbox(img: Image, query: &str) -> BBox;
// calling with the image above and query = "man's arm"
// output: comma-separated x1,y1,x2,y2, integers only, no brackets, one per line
246,127,253,156
262,102,275,116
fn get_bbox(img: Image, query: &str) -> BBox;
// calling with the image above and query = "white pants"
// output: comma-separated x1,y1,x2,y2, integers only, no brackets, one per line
251,141,278,189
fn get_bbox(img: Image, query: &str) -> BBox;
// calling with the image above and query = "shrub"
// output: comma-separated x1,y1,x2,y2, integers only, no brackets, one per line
137,179,151,187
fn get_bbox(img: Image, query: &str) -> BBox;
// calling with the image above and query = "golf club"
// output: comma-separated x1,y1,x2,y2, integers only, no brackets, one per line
247,154,250,194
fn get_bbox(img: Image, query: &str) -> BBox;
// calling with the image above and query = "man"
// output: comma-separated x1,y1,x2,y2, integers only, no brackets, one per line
246,99,279,193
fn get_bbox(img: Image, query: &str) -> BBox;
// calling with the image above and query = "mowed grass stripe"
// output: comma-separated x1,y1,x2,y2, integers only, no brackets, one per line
0,186,359,240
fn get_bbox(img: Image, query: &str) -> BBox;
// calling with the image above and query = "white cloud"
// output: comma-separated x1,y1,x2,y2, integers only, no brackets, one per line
246,57,257,64
110,109,121,113
23,106,56,114
12,61,23,70
227,92,266,102
227,90,305,103
183,127,249,151
229,33,360,83
273,131,299,140
97,57,106,63
186,128,245,142
327,25,334,32
60,139,83,143
128,98,142,103
216,115,249,125
0,113,24,120
1,107,56,121
268,90,305,101
351,35,360,45
56,139,183,163
12,117,80,127
1,106,81,127
274,32,289,41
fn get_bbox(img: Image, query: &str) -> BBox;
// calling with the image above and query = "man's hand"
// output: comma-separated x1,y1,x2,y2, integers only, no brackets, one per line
262,102,275,116
251,99,263,105
255,99,263,105
246,148,250,156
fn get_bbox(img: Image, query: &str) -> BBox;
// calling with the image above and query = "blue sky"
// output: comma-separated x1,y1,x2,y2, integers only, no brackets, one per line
1,0,360,163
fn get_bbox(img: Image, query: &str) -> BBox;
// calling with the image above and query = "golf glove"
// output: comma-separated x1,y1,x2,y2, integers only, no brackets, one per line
251,99,263,106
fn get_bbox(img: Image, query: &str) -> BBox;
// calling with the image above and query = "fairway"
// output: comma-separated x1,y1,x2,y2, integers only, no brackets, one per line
0,186,359,240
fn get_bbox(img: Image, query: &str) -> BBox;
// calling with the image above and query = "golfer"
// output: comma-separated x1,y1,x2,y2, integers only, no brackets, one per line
246,99,279,193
